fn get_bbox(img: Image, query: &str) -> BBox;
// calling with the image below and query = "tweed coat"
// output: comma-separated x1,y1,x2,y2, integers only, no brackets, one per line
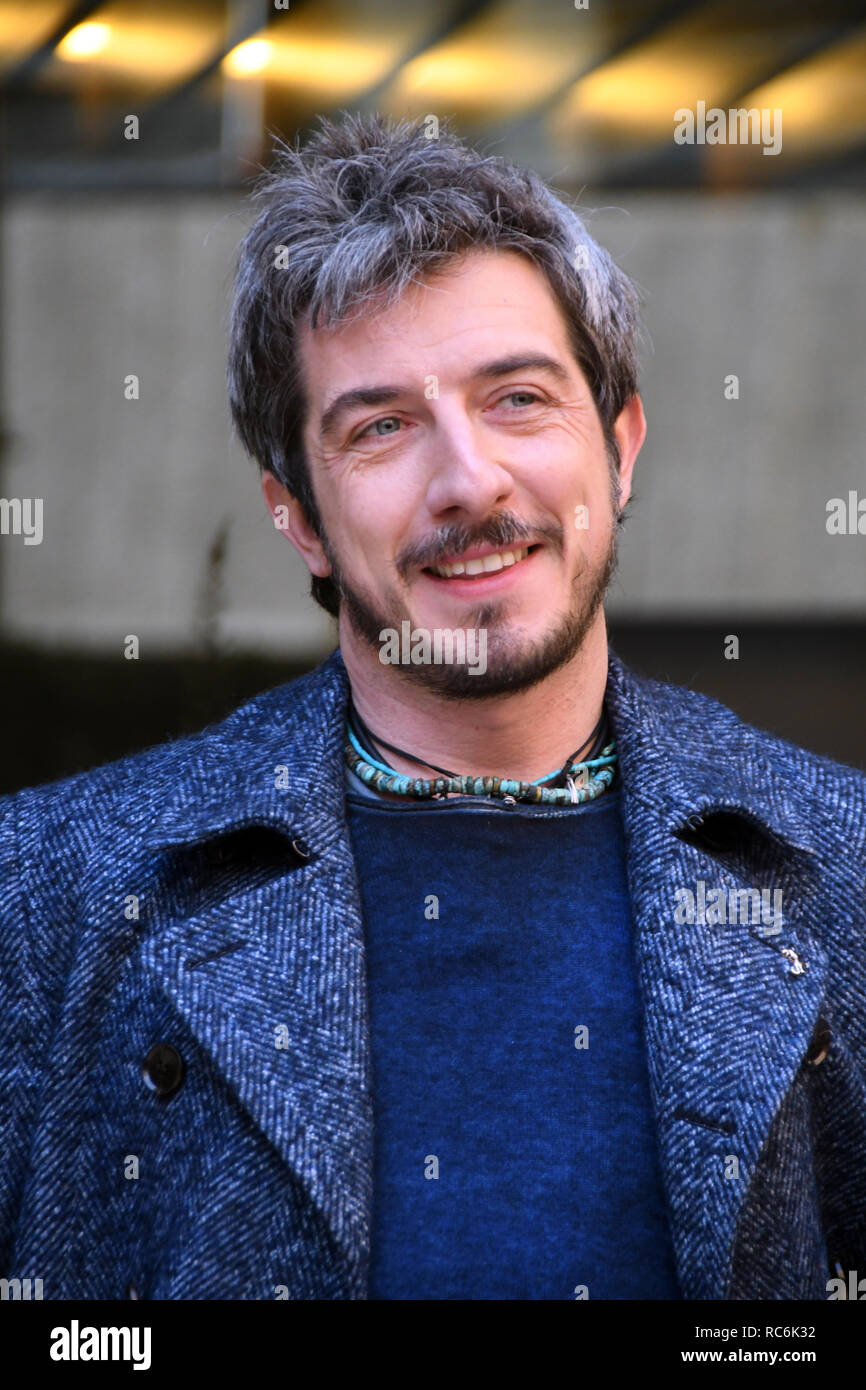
1,646,864,1300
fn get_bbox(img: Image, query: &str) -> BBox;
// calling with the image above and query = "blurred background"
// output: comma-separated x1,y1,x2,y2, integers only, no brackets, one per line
1,0,864,792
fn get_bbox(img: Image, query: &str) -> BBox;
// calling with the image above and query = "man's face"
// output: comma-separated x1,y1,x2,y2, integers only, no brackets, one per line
273,248,644,698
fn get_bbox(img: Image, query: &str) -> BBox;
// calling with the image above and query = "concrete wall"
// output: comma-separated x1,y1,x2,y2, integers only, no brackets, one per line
2,191,864,657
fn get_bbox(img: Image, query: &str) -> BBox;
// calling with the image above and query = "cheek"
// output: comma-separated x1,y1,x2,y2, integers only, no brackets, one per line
561,477,615,559
349,478,419,554
340,508,406,586
530,459,598,533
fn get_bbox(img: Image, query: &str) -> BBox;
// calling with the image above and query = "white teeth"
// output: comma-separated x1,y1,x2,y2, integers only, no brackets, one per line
430,546,530,579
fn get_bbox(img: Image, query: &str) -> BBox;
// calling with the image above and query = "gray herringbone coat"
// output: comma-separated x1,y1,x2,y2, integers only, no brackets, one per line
1,648,864,1299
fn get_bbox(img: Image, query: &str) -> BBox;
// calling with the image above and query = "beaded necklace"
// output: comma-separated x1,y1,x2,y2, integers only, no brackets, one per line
344,698,617,805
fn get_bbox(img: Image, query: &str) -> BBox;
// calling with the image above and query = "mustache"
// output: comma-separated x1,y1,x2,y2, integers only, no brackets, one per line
396,514,564,577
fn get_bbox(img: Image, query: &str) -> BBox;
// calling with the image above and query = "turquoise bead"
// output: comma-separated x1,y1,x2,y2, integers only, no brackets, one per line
344,734,617,807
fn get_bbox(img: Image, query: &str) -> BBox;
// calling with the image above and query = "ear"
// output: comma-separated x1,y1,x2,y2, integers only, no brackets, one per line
261,472,331,579
611,394,646,511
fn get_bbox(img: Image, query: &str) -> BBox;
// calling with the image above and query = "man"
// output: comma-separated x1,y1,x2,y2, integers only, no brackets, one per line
1,113,864,1302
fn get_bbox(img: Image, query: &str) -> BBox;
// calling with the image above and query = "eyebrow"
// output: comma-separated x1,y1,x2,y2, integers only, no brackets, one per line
317,352,572,442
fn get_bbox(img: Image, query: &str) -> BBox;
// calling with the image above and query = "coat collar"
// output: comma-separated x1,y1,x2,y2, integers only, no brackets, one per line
140,645,827,1299
603,650,817,855
142,645,352,857
143,645,816,859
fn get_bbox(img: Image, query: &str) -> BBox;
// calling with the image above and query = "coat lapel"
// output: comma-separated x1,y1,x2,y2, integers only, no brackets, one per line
605,651,829,1298
139,649,371,1297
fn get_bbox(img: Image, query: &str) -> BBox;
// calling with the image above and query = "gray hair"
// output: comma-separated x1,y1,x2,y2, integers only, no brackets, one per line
228,111,641,618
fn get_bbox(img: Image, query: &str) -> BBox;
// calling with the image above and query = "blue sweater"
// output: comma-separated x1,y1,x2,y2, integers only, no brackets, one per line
346,773,681,1299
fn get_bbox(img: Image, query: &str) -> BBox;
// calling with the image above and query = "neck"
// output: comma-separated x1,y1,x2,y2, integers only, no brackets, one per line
338,611,610,784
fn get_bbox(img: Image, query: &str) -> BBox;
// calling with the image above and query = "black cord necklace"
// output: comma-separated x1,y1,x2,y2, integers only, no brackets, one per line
346,695,611,791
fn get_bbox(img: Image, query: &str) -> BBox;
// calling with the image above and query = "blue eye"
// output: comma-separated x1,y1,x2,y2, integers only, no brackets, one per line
362,416,401,437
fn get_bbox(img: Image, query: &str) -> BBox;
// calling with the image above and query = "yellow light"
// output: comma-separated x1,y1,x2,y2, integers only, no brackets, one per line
223,37,272,78
56,21,111,61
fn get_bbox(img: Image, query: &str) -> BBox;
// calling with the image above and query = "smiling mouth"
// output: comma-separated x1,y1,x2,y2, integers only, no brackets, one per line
424,544,541,579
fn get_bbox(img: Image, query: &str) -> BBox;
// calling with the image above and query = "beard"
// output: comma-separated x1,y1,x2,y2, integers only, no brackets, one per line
320,499,623,703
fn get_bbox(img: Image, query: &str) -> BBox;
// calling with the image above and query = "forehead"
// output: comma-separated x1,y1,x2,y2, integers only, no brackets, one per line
297,248,573,392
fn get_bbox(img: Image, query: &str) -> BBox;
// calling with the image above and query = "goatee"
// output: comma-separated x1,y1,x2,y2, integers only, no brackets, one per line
324,516,621,702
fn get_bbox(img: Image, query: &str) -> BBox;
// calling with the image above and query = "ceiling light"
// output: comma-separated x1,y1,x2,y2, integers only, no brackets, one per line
223,37,272,78
56,21,111,61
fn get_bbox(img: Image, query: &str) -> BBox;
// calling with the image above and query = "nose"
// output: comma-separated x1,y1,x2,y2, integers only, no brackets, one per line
423,408,515,521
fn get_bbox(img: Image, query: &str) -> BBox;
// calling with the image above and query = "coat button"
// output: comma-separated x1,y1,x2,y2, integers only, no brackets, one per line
805,1016,831,1067
142,1042,185,1096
